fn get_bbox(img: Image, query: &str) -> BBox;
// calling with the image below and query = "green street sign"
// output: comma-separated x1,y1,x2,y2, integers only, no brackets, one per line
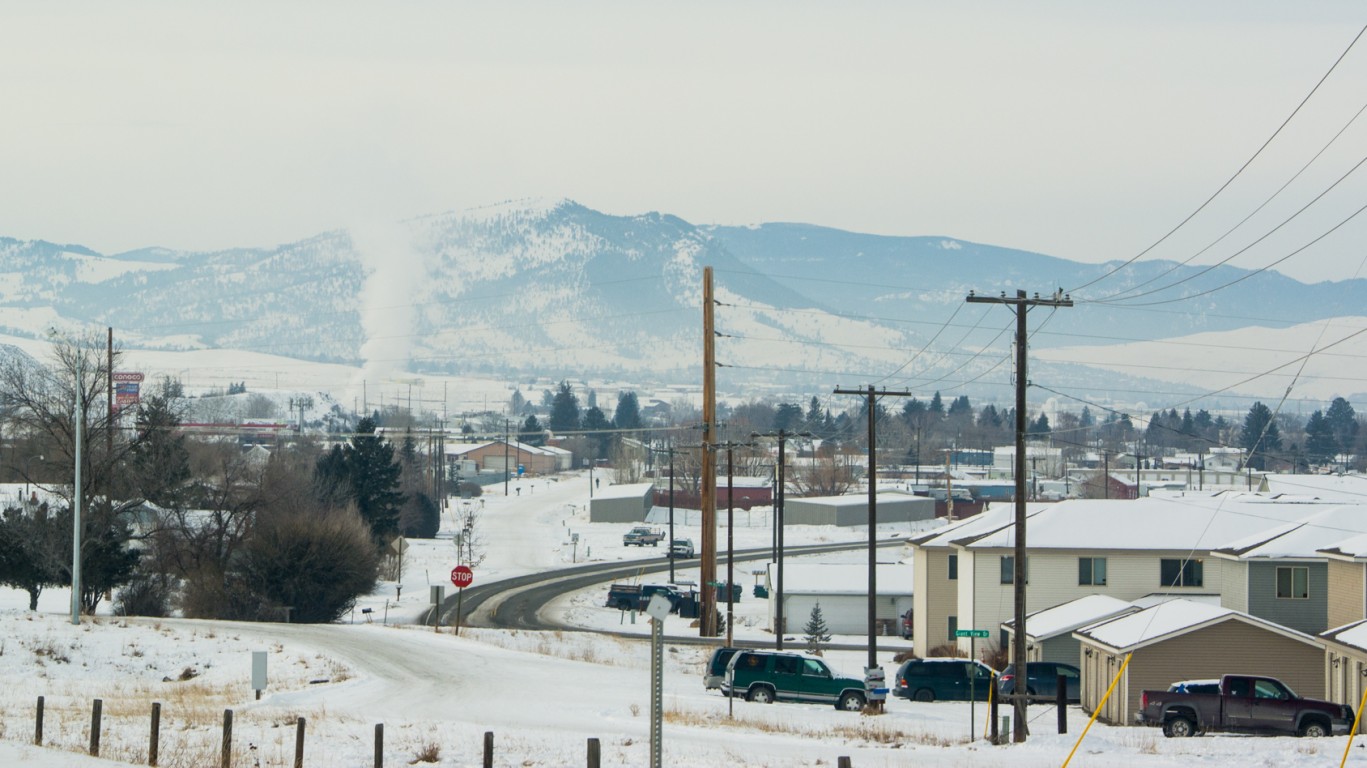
955,629,990,638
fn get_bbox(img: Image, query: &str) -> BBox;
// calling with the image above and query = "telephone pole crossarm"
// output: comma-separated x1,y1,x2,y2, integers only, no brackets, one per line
963,288,1072,743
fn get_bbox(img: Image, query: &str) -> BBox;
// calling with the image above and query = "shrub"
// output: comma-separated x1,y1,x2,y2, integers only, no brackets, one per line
238,506,379,623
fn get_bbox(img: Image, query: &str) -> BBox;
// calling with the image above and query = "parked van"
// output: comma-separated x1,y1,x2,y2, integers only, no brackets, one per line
721,650,867,711
704,646,739,689
893,657,996,702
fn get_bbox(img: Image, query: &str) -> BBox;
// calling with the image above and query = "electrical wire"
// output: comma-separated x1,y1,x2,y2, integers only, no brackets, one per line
1068,21,1367,295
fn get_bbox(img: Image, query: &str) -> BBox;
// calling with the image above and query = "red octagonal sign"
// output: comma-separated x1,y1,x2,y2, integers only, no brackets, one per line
450,565,474,588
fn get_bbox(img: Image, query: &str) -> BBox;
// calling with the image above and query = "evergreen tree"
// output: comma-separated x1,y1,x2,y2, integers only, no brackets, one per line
548,381,581,433
1305,410,1337,465
804,602,832,655
1028,412,1051,439
126,385,191,508
613,391,642,432
1240,402,1282,470
1326,397,1359,460
928,392,945,419
0,505,64,610
582,406,612,459
314,417,406,542
520,414,545,446
774,402,803,432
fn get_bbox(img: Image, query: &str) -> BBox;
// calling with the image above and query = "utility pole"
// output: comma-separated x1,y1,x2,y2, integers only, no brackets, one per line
106,327,113,457
833,386,912,675
966,288,1072,742
753,430,810,649
700,267,719,637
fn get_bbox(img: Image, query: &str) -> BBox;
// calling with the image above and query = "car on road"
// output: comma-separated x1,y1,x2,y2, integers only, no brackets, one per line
997,662,1080,703
670,538,695,558
721,650,867,711
892,657,996,702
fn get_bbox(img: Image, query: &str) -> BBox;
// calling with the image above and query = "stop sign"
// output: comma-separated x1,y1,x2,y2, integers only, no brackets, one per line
450,565,474,588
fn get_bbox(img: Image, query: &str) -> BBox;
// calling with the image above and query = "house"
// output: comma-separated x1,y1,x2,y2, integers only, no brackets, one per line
1211,505,1367,635
1001,594,1137,665
945,494,1329,655
1073,599,1325,724
444,439,565,477
589,483,656,523
784,491,934,527
993,445,1063,477
1319,619,1367,709
907,505,1048,652
765,562,913,636
1318,531,1367,629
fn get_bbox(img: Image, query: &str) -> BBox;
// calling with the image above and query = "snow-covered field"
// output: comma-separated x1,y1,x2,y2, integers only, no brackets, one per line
4,473,1366,766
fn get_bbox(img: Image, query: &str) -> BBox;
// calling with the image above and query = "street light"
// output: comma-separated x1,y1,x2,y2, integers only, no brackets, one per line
48,328,83,626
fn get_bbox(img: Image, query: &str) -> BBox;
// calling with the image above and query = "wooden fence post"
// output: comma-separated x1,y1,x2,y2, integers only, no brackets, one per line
483,731,494,768
221,709,233,768
586,737,600,768
150,702,161,766
837,758,853,768
35,696,43,746
295,716,306,768
374,723,384,768
91,698,103,756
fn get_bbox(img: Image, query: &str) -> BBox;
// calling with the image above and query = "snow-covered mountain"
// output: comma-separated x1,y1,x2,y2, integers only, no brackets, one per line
3,198,1364,404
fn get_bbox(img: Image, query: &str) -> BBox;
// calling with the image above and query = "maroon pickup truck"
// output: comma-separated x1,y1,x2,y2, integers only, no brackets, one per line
1137,675,1352,738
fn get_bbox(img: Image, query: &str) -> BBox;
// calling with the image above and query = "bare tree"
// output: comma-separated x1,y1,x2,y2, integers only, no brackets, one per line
790,447,858,497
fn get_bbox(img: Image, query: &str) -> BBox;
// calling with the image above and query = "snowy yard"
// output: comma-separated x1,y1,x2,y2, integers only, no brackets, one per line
3,473,1366,766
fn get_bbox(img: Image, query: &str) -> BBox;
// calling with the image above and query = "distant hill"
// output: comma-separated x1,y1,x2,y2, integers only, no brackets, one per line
1,198,1362,404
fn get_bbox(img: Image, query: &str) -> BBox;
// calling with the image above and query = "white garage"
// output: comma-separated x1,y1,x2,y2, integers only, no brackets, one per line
765,562,913,637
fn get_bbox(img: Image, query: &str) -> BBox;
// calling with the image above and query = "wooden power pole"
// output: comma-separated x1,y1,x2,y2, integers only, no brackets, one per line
966,289,1072,742
700,267,719,637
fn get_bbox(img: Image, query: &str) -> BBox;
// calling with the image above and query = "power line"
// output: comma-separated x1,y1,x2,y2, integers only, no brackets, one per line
1068,21,1367,294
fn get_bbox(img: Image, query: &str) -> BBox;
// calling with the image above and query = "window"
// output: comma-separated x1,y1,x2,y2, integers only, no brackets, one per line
948,615,958,641
948,554,958,580
1276,566,1309,599
1079,557,1108,586
773,655,800,675
1160,558,1204,587
1000,555,1029,584
802,659,829,677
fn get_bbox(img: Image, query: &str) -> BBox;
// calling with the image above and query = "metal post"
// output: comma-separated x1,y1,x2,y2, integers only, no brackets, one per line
650,613,663,768
777,433,787,649
668,445,675,584
72,346,83,625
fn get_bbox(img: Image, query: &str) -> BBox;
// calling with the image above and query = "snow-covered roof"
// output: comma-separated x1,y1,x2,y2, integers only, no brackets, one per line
908,504,1046,548
1321,618,1367,653
1212,505,1367,560
1002,595,1137,641
788,493,920,507
961,496,1329,551
1259,474,1367,503
595,482,655,501
1074,598,1320,652
766,562,912,596
1320,531,1367,560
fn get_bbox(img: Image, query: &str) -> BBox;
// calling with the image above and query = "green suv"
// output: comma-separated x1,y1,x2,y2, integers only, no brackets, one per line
721,650,867,711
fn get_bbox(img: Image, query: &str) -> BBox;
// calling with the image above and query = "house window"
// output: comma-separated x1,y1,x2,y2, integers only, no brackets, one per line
1000,555,1028,585
1160,558,1204,588
1079,557,1108,586
1276,566,1309,599
948,615,958,641
948,554,958,580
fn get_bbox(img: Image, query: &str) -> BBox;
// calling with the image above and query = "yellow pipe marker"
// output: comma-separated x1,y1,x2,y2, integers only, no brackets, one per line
1061,653,1131,768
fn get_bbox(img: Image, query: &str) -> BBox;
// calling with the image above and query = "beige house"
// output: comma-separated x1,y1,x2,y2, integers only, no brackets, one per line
1319,531,1367,630
1320,619,1367,710
949,495,1330,656
1073,599,1324,725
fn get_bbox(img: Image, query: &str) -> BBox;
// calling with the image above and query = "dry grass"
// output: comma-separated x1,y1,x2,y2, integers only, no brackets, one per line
410,740,441,763
662,704,965,747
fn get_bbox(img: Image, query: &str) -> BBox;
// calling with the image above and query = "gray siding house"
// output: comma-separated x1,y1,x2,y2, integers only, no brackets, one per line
1213,506,1367,635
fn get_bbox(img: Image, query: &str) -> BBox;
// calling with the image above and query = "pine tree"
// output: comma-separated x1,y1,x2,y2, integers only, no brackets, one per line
804,602,832,655
549,381,581,433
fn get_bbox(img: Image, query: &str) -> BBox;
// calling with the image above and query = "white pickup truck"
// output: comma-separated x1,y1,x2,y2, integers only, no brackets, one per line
623,526,665,547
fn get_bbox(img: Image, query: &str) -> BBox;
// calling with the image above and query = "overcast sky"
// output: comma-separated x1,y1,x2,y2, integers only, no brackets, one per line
5,2,1367,284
